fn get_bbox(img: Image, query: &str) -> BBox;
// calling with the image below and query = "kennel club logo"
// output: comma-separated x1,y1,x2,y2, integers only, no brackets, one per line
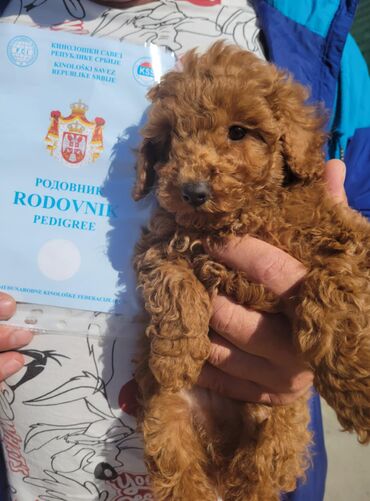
133,58,155,86
7,35,38,67
45,100,105,167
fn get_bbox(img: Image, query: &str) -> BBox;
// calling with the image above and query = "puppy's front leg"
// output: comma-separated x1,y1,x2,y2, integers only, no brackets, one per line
135,251,215,500
295,261,370,443
138,257,211,391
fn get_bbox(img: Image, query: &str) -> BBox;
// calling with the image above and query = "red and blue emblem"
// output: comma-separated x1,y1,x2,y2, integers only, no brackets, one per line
133,58,155,86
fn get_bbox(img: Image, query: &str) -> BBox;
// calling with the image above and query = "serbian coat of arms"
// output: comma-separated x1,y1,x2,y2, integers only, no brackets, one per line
45,100,105,167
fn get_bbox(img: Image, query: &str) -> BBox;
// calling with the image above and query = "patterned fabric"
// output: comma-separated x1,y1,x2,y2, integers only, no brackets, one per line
1,0,264,58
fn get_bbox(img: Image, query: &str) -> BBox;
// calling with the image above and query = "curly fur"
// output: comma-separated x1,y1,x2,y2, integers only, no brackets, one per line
133,42,370,500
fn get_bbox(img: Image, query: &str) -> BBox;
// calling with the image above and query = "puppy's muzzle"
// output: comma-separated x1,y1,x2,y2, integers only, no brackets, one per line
181,182,210,207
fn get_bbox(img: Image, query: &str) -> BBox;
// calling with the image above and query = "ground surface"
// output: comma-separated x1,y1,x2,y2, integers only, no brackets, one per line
322,400,370,500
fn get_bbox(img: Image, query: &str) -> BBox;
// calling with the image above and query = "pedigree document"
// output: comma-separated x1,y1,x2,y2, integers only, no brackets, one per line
0,24,175,314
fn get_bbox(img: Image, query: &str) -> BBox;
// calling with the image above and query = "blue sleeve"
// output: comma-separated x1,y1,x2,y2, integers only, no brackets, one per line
335,36,370,217
281,391,327,501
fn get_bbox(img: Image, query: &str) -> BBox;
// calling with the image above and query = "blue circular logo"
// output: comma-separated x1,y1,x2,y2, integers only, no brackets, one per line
133,58,155,86
7,35,38,67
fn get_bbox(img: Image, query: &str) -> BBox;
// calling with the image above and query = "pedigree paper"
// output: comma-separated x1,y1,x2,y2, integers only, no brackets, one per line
0,24,175,314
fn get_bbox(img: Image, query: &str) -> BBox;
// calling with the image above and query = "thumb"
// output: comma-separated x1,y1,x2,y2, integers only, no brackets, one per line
323,159,348,205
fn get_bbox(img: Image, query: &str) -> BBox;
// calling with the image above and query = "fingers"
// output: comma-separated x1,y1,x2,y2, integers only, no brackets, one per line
198,363,272,403
210,237,306,297
210,295,293,359
208,294,313,403
209,237,306,317
0,326,33,381
198,363,312,405
0,352,25,382
206,332,313,391
323,159,348,205
0,293,33,382
206,333,283,390
0,293,16,320
0,325,33,352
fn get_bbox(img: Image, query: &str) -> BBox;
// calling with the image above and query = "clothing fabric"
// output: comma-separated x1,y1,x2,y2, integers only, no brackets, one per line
255,0,370,214
1,0,369,500
0,0,264,58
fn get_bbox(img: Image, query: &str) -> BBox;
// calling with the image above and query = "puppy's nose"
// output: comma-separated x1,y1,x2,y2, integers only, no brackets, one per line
181,182,210,207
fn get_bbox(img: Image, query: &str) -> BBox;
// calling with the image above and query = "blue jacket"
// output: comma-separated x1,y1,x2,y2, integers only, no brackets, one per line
255,0,370,219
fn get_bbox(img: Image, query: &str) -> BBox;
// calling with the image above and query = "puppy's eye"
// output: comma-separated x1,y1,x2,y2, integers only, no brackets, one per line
228,125,248,141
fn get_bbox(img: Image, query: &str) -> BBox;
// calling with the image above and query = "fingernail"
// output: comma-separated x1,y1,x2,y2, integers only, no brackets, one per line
2,358,24,379
337,161,346,180
9,330,33,346
329,158,346,179
0,296,15,317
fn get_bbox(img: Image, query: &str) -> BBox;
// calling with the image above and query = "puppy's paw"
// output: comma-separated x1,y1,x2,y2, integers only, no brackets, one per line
315,372,370,444
294,266,370,443
149,335,210,390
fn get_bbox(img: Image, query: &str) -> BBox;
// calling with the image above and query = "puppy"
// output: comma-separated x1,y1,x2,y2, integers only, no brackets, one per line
133,42,370,501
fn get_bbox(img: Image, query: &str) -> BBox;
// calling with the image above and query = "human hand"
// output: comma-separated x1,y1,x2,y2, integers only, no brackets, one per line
0,293,33,383
198,159,347,404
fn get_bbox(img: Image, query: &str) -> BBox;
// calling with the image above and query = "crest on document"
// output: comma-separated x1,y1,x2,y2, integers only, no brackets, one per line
45,100,105,167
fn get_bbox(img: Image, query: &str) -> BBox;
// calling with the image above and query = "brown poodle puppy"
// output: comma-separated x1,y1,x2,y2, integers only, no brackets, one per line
133,42,370,501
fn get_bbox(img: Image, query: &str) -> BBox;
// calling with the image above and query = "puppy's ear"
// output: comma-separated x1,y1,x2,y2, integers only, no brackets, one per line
270,72,327,182
133,138,159,201
133,86,164,201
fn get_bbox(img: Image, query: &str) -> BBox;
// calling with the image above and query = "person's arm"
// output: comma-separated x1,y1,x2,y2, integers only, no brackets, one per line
198,160,347,403
0,293,33,383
